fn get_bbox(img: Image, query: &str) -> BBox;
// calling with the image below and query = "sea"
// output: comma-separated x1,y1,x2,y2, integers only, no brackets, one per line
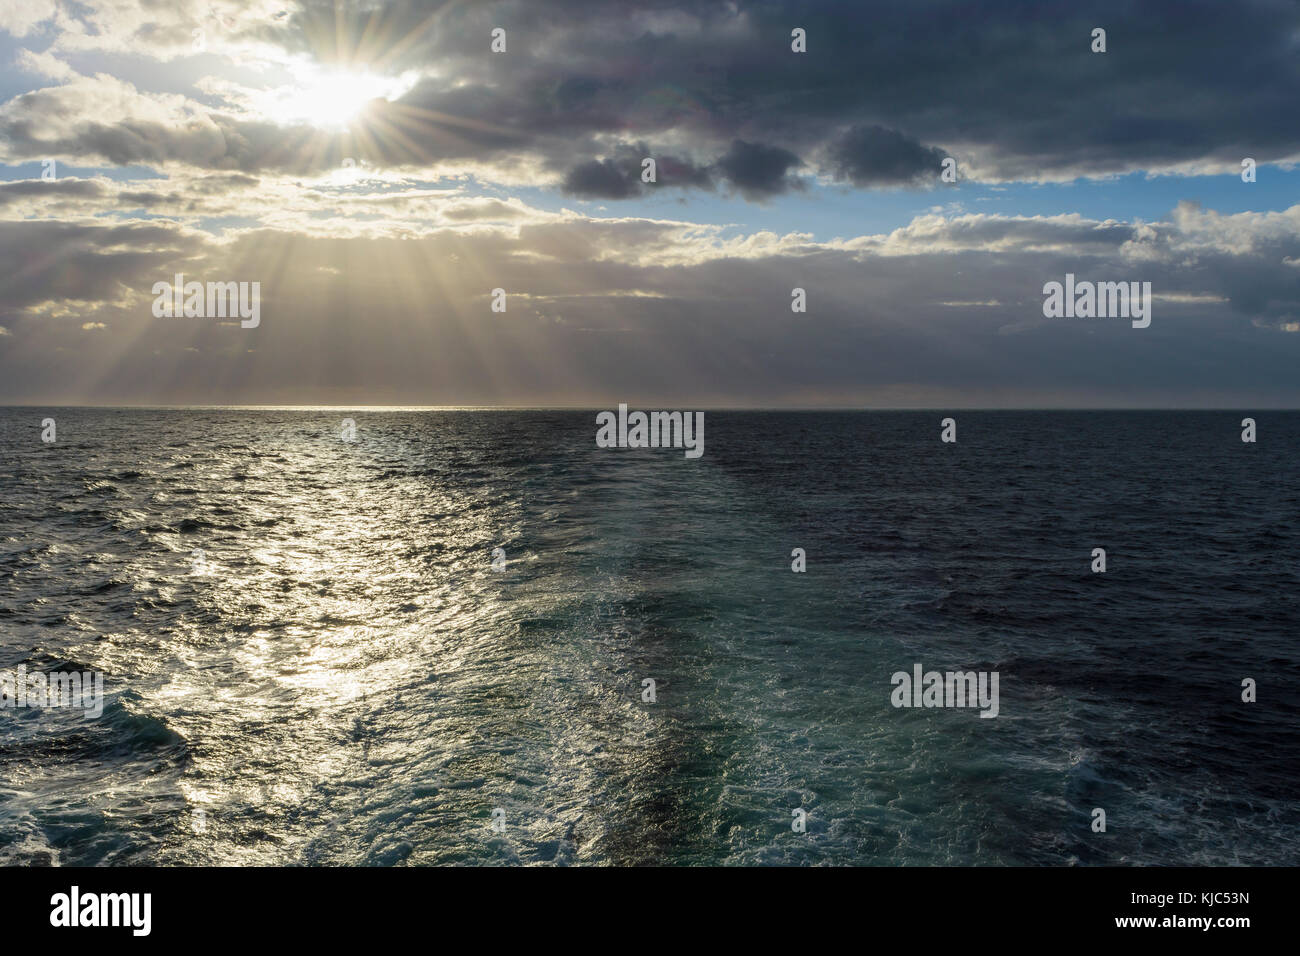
1,408,1297,865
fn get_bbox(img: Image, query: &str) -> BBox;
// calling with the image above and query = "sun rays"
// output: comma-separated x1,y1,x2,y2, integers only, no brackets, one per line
254,65,417,132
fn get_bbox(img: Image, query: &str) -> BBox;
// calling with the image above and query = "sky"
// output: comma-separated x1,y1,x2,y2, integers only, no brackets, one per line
1,0,1299,407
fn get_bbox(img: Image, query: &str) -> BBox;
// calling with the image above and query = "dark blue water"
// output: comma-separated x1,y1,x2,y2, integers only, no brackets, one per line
1,409,1297,865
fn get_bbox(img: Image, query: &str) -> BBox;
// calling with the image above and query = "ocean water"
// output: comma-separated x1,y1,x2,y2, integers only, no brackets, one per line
1,408,1297,866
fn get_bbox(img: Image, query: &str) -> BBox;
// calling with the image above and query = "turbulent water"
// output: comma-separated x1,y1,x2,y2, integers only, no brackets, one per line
1,408,1297,866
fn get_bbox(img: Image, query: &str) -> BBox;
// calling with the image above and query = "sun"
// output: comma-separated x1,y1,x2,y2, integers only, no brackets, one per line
260,65,415,130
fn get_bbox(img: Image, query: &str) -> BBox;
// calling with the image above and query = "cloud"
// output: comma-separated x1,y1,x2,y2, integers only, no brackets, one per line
563,158,642,200
0,177,108,208
4,1,1298,190
714,139,803,198
560,147,714,199
0,0,57,38
827,125,948,187
13,49,78,82
2,1,1299,408
0,218,201,314
3,202,1300,405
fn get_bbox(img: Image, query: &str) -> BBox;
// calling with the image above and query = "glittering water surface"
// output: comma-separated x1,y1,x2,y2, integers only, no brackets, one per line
1,409,1297,865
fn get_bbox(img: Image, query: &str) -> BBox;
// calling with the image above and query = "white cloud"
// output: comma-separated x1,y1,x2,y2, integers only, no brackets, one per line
0,0,57,38
13,48,78,81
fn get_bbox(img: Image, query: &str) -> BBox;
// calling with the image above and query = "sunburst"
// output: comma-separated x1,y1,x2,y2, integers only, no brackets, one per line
257,64,416,131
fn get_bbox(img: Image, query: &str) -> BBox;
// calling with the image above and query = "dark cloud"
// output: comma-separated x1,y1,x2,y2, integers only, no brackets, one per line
563,158,641,199
0,219,198,311
827,125,948,187
278,0,1300,187
561,144,713,198
6,1,1298,190
714,139,802,198
0,178,105,206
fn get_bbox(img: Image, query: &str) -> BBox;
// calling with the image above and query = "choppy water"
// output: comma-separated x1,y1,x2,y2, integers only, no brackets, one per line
1,409,1297,865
